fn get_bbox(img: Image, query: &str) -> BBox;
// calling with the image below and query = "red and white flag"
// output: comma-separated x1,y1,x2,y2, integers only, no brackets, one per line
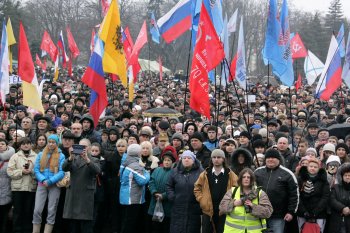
40,31,57,61
189,3,225,119
128,21,148,66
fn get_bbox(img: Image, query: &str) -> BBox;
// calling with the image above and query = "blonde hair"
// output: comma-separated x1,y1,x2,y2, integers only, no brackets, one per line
140,141,153,156
39,146,60,173
116,139,127,147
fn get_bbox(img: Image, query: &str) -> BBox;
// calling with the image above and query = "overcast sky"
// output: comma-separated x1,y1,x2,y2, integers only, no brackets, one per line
292,0,350,16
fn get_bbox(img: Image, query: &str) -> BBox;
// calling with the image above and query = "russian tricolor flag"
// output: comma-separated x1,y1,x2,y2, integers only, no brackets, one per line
315,35,342,101
81,38,108,126
157,0,192,43
57,30,69,68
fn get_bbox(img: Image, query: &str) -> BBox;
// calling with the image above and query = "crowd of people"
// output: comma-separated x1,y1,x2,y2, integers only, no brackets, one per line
1,67,350,233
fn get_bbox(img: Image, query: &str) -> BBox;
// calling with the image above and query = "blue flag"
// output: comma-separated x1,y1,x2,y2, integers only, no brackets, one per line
337,23,346,58
150,12,160,44
203,0,223,35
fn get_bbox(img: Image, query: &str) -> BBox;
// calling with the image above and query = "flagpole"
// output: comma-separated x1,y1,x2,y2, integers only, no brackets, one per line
214,71,217,126
216,68,221,128
289,87,294,153
222,61,233,137
182,31,193,132
224,58,248,128
230,32,236,61
266,61,270,146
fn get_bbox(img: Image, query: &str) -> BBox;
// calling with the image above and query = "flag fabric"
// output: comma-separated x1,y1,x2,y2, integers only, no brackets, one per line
276,0,294,87
315,35,342,101
53,53,59,81
150,12,160,44
128,66,135,102
128,21,148,66
81,38,108,126
295,73,302,91
6,18,16,73
0,21,9,104
99,0,127,86
202,0,224,35
304,50,324,85
67,54,73,77
342,31,350,88
221,14,230,86
40,31,57,61
291,33,307,59
235,16,247,90
35,53,43,68
159,56,163,81
90,29,96,54
190,0,201,51
18,22,44,113
101,0,110,17
57,30,69,68
337,23,346,58
227,9,238,34
122,27,141,82
229,53,237,82
189,3,225,119
157,0,192,43
66,27,80,59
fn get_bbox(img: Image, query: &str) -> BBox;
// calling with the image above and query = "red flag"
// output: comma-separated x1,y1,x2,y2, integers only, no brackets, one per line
229,53,237,82
159,56,163,81
295,73,302,91
40,31,58,61
67,54,72,77
128,21,148,66
101,0,110,16
110,74,118,82
35,54,43,68
123,27,141,82
189,3,225,119
42,57,47,71
291,33,307,59
90,29,95,54
66,27,80,59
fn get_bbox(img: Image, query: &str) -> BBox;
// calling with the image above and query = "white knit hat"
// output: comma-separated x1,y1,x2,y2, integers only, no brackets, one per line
323,143,336,154
326,155,341,165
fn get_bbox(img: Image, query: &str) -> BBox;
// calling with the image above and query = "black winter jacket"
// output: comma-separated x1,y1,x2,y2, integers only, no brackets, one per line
254,165,299,218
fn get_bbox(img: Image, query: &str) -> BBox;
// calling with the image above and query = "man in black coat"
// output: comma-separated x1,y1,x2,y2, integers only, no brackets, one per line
190,132,211,168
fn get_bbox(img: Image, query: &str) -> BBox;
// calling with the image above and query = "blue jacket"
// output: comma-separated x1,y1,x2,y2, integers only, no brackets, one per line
34,150,65,186
119,155,150,205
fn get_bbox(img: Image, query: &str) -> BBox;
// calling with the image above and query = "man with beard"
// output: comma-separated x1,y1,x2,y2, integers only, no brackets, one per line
71,123,83,144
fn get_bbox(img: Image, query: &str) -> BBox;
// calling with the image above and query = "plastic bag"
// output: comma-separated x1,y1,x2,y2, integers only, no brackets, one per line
152,199,165,222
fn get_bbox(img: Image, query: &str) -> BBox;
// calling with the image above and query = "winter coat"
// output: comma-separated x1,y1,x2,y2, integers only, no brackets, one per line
140,155,159,172
80,114,101,143
329,164,350,232
101,140,117,161
193,144,211,169
104,149,122,203
254,164,299,218
194,167,238,217
7,150,37,192
230,148,253,176
62,155,101,220
148,167,173,217
34,150,65,185
0,147,15,205
119,155,150,205
203,139,219,151
297,166,330,219
167,159,203,233
279,148,299,172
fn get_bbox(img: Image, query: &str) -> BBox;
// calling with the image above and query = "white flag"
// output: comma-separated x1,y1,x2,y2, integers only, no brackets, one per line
0,22,9,104
235,16,246,90
304,50,324,85
342,31,350,88
227,9,238,34
221,14,230,86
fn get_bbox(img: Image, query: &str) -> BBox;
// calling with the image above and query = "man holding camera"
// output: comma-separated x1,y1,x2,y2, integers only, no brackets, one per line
62,138,101,233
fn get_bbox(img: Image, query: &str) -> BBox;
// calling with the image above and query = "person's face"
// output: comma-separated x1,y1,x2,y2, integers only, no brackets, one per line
82,120,91,131
141,145,151,156
308,127,318,136
47,139,57,151
301,160,309,167
37,136,47,147
212,155,224,166
61,114,69,121
105,120,113,128
116,143,127,154
277,138,288,151
129,125,137,133
265,157,280,169
163,157,173,168
128,137,137,145
38,120,48,130
62,137,73,148
298,143,307,155
328,138,337,145
343,172,350,183
0,141,7,152
91,146,101,157
187,126,195,136
181,156,194,168
0,132,6,139
255,147,265,154
172,139,182,148
191,138,202,150
207,130,216,140
239,136,249,145
21,118,32,130
257,158,264,167
237,154,245,164
71,124,82,137
109,133,118,142
140,134,150,142
336,147,347,158
20,142,32,151
17,110,25,118
225,143,236,153
307,162,320,175
241,172,251,188
297,119,306,127
158,140,167,149
323,150,334,159
318,131,329,140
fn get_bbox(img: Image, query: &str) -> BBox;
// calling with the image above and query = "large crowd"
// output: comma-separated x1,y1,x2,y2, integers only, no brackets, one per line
1,66,350,233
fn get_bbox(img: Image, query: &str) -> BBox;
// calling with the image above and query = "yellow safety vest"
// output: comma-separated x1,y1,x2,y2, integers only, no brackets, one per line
224,186,267,233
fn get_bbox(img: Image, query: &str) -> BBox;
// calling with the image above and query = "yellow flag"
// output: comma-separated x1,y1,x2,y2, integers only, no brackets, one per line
53,54,59,82
7,18,16,73
99,0,127,86
22,81,45,114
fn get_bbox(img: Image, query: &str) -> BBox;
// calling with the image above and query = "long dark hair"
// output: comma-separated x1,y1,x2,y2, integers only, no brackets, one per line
237,168,256,188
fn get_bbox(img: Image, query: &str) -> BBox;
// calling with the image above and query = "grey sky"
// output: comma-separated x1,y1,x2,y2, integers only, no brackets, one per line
292,0,350,16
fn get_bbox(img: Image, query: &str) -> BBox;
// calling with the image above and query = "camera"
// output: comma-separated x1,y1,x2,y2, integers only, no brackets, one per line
72,144,86,155
240,191,257,213
23,163,29,169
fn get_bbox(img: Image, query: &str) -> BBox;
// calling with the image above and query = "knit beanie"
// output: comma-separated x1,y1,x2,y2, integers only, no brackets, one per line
48,134,60,145
326,155,341,166
306,148,317,157
191,132,204,142
323,143,336,154
336,143,350,155
265,149,281,160
171,132,183,141
211,149,225,159
240,131,251,140
15,130,25,138
181,150,196,161
129,133,140,144
127,144,141,157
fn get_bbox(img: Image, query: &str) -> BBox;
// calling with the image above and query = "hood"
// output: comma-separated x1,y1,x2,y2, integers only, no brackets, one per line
176,158,202,173
123,155,139,167
299,166,327,182
80,114,95,129
104,116,115,126
336,163,350,184
0,146,15,161
231,148,253,167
